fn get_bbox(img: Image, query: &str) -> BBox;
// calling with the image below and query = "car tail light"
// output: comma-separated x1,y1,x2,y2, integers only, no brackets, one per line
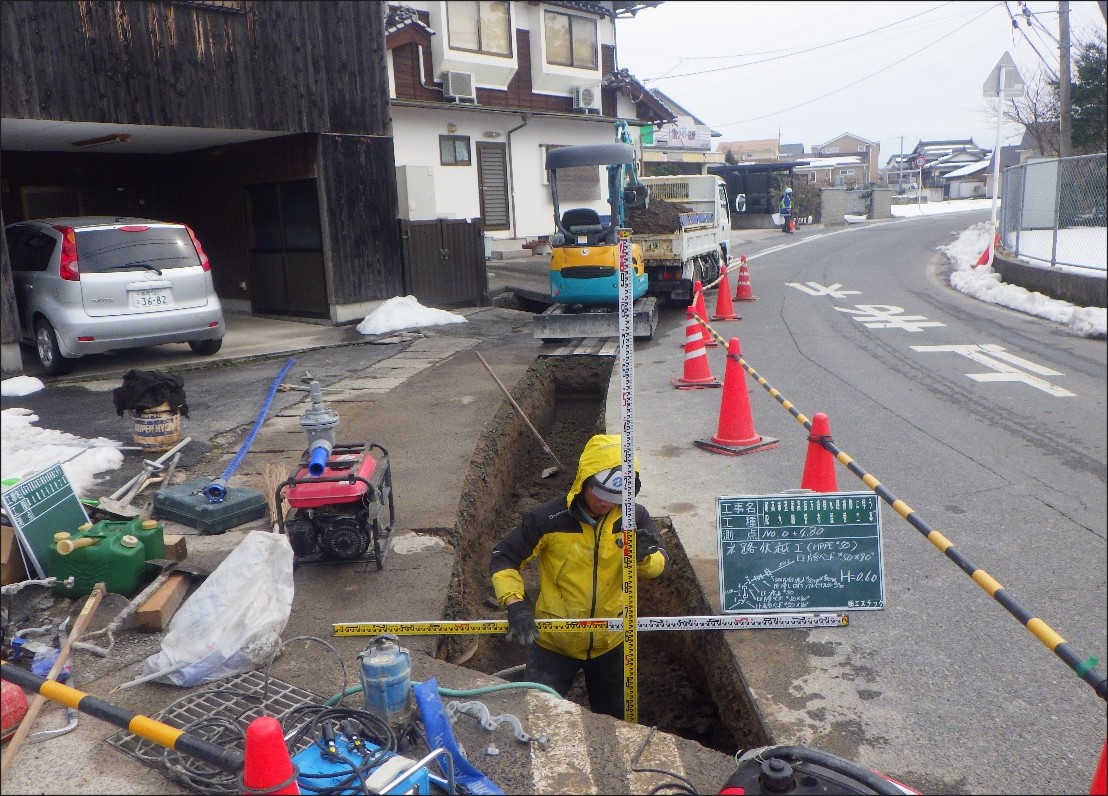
117,225,150,232
51,225,80,281
185,225,211,272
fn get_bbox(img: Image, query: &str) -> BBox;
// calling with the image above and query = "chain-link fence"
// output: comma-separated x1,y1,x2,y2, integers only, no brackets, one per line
1000,153,1107,271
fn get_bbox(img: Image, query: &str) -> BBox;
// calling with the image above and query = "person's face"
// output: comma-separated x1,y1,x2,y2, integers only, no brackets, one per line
583,483,618,516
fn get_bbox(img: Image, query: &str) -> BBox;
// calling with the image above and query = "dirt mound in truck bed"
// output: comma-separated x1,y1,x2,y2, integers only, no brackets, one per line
626,197,693,234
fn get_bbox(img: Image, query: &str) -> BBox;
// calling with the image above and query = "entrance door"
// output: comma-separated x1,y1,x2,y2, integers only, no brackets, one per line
476,142,509,231
245,179,328,317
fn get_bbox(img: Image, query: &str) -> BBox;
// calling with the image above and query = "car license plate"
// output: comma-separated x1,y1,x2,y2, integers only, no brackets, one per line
130,288,170,308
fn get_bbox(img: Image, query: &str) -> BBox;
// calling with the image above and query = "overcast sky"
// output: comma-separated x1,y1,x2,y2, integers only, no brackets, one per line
614,1,1106,161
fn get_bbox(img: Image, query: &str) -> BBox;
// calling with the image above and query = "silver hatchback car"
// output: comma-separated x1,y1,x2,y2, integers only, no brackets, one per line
6,217,225,375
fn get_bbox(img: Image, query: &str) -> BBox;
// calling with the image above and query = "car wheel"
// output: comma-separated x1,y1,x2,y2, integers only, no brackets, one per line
34,319,73,376
188,338,223,355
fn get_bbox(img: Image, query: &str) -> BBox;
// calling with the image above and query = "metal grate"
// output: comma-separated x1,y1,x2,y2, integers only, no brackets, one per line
107,671,324,793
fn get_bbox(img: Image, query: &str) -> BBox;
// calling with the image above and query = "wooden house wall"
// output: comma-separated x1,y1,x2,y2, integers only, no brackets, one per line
317,135,404,304
0,0,391,136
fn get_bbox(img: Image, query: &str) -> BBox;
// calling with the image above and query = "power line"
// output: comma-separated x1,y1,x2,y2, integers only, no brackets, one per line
711,4,1000,129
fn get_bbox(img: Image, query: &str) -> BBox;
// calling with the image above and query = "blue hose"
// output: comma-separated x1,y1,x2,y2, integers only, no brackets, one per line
203,358,296,503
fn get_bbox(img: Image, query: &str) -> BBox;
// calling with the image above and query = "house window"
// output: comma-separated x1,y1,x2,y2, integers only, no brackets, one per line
447,1,512,57
544,10,597,69
823,146,840,154
440,135,472,166
842,169,856,175
857,146,866,152
540,144,565,185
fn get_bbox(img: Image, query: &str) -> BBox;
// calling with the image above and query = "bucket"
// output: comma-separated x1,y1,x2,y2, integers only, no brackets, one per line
134,402,180,452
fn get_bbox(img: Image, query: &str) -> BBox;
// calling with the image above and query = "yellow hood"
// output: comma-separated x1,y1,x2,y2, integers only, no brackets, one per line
567,434,639,508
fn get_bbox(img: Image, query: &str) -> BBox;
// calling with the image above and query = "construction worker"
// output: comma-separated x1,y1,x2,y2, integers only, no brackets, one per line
780,186,794,233
489,433,668,719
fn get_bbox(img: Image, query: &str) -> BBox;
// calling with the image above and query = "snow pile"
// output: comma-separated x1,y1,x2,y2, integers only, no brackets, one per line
940,222,1106,339
1,408,124,496
356,295,467,336
1,376,46,397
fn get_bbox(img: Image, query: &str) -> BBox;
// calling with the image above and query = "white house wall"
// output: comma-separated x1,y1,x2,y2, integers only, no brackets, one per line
391,105,618,240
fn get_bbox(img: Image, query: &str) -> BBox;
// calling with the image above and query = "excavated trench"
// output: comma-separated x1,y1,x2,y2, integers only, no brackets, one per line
439,354,770,754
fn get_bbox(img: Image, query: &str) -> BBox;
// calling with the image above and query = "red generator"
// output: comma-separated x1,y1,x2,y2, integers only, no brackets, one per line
275,442,395,568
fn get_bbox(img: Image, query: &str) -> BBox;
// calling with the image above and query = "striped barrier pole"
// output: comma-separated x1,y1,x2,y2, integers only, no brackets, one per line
691,311,1108,702
0,663,244,773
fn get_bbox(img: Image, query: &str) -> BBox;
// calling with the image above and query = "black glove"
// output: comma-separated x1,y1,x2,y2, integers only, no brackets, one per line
615,528,661,561
505,601,538,646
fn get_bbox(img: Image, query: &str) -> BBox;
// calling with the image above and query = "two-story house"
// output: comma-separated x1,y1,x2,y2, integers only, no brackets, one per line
811,133,879,185
385,1,666,257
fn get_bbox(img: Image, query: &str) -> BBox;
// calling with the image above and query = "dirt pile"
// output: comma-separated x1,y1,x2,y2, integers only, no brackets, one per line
626,197,693,235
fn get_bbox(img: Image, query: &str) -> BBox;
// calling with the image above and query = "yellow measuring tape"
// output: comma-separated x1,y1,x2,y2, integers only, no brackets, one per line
333,614,848,637
616,227,638,722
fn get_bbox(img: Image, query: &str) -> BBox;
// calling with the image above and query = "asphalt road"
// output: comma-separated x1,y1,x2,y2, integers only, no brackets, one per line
629,212,1107,794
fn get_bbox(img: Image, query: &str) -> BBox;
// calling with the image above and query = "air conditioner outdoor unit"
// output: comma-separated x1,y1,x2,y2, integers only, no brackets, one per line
572,84,602,113
442,71,476,102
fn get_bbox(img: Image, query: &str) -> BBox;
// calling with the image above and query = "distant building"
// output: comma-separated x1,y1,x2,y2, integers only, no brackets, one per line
812,133,879,184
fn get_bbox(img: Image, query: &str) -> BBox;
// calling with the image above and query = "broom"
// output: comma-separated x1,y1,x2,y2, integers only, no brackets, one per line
262,462,289,532
475,352,561,479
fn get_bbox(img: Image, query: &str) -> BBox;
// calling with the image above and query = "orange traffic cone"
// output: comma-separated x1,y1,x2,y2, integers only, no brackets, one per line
711,264,741,321
694,337,779,455
800,413,838,492
1091,740,1107,796
974,232,999,268
673,309,721,390
733,256,758,301
692,281,717,346
242,716,300,795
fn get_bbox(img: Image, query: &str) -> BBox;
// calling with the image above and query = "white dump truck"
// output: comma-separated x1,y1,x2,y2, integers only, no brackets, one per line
629,175,731,305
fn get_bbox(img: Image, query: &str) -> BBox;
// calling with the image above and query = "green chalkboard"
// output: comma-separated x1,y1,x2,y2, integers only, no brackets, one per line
716,491,884,613
1,463,90,578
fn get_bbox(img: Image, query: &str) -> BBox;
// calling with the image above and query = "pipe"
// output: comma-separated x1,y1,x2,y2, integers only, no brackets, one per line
505,113,530,238
307,439,333,477
203,358,296,503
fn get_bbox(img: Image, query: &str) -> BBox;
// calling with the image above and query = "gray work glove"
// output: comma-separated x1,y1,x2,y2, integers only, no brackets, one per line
617,528,662,561
505,601,538,646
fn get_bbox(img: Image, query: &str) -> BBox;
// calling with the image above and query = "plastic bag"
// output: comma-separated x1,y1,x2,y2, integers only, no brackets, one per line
142,531,294,687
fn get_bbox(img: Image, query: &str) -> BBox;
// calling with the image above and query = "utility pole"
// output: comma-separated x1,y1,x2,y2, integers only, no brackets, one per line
898,135,904,186
1058,1,1072,158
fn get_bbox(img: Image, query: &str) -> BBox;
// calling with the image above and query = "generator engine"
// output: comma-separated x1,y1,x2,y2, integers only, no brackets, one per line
284,506,372,560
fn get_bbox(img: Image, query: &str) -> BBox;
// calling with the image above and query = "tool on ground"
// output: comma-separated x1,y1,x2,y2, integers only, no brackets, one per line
72,560,209,658
93,438,191,520
475,351,561,479
2,583,105,767
334,613,848,636
0,663,243,774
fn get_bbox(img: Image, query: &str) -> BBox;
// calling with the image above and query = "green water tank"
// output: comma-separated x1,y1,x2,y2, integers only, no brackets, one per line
48,530,147,598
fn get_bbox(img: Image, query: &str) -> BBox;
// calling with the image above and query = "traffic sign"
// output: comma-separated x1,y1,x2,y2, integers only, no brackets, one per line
983,52,1025,98
913,156,926,168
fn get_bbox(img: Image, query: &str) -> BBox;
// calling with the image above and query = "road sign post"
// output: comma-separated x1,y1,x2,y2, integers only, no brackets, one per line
983,52,1025,244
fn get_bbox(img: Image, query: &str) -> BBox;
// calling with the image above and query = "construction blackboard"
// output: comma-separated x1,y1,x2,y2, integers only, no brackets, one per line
717,491,884,613
0,463,90,578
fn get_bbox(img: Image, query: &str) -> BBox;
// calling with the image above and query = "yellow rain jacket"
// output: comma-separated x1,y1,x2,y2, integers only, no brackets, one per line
489,434,667,660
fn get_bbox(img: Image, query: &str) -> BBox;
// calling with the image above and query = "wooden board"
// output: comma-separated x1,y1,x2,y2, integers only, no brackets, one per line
135,572,191,632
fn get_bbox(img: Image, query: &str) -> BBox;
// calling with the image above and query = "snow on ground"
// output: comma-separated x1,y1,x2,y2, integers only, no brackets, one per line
891,197,997,217
355,295,467,336
1,407,125,495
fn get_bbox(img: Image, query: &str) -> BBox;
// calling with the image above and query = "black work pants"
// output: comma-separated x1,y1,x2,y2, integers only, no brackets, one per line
526,642,625,719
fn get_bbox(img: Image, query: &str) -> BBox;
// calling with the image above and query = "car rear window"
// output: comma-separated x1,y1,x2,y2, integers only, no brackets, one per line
75,226,201,273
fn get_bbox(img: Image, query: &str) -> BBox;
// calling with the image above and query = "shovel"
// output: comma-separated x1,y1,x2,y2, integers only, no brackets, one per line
475,351,561,479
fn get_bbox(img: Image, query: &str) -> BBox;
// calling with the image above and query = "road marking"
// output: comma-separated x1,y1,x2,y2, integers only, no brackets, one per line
910,344,1075,396
787,281,862,298
835,304,945,332
527,692,597,794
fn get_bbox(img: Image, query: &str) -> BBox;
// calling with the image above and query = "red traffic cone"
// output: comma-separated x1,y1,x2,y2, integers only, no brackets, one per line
800,413,838,492
711,264,741,321
694,337,778,455
1091,740,1107,796
673,309,721,389
733,256,758,301
692,281,717,346
242,716,300,795
974,232,999,268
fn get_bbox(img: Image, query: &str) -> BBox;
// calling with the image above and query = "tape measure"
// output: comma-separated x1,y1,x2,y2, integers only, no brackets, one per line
333,613,848,637
616,227,638,723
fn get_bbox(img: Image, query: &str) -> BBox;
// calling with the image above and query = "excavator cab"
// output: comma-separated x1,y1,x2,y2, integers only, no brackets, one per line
545,139,649,306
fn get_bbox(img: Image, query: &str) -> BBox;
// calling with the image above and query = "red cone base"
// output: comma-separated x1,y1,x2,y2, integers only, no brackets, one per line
800,412,838,492
692,281,717,346
694,337,778,455
974,232,1000,268
711,265,741,321
733,257,758,301
1091,740,1106,796
673,309,721,389
242,716,300,795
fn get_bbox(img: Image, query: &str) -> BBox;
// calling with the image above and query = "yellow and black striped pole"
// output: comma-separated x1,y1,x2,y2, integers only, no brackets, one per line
692,311,1108,702
0,663,244,773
